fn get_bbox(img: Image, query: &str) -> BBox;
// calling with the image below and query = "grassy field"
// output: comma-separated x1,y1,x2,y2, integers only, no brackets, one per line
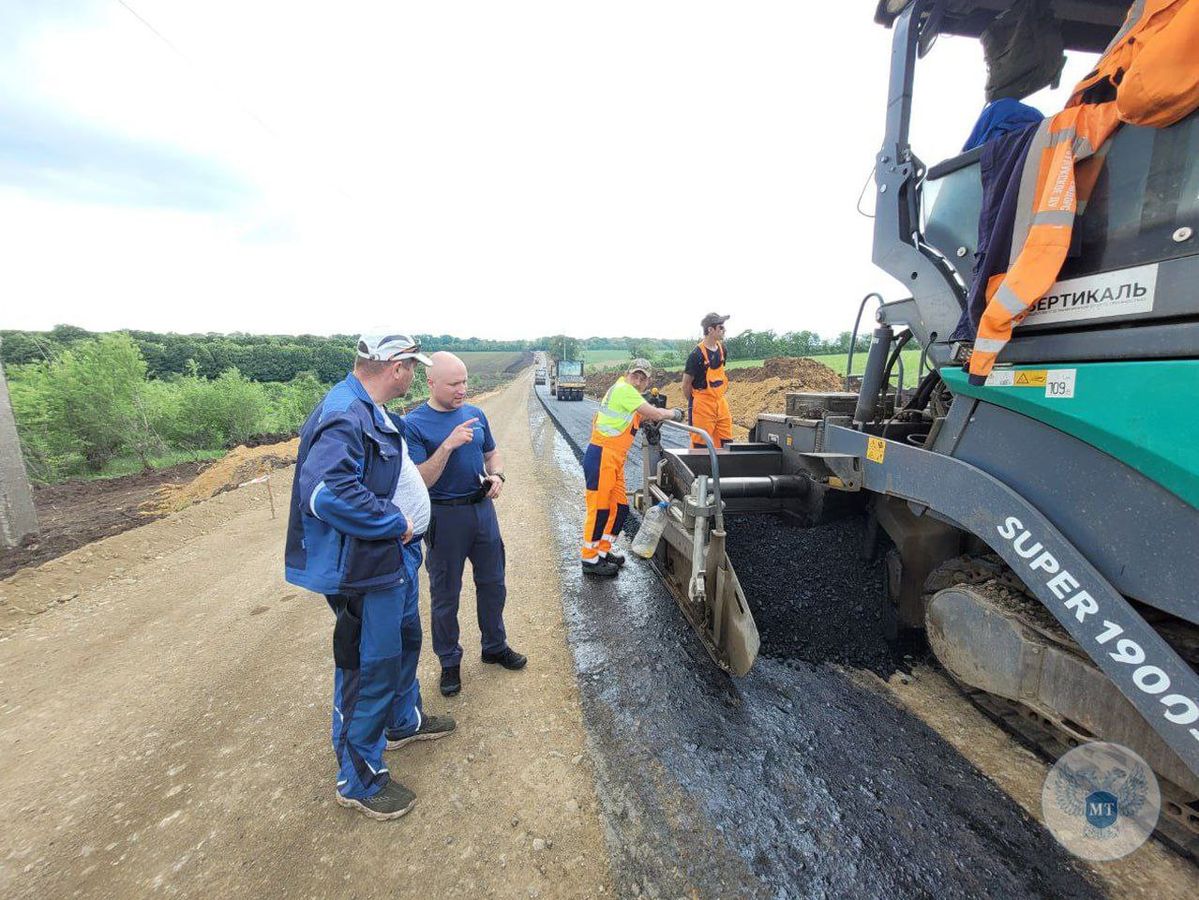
806,350,925,389
581,350,635,371
454,351,530,375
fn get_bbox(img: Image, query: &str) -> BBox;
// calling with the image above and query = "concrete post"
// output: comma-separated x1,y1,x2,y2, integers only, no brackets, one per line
0,351,39,549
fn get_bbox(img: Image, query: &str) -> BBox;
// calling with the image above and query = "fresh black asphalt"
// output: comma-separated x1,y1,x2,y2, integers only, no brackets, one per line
531,384,1097,899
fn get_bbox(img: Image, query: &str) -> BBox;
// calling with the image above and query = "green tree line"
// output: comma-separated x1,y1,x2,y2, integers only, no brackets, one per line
2,326,873,384
0,327,686,383
5,334,430,483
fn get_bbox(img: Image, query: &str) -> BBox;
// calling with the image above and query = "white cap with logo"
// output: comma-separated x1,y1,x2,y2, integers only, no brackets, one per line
356,334,433,366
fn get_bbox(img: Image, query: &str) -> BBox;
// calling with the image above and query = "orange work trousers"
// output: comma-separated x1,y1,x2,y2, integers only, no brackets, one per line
581,442,629,560
689,391,732,448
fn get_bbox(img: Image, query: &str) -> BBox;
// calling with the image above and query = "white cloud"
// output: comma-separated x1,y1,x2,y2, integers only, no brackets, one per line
0,2,1097,341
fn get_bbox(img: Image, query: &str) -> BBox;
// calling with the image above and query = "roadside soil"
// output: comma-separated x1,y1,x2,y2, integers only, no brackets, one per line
0,462,208,580
0,372,611,898
0,442,306,581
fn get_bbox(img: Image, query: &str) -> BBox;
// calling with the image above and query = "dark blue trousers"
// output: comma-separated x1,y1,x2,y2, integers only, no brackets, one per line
327,542,422,800
427,498,508,667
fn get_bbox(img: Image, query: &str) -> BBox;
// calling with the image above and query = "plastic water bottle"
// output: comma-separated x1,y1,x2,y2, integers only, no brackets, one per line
631,501,670,558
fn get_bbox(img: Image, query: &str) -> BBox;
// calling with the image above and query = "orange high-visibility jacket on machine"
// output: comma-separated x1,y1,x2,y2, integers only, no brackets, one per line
968,0,1199,382
689,341,733,448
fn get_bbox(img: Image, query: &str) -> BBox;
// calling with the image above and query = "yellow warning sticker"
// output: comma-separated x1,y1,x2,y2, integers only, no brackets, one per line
1013,369,1047,387
867,437,886,464
786,435,793,447
985,368,1048,388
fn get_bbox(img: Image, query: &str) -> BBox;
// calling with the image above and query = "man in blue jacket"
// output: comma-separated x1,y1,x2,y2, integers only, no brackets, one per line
285,334,455,821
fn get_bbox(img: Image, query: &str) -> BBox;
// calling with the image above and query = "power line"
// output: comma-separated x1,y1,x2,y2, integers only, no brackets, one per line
111,0,357,202
113,0,279,139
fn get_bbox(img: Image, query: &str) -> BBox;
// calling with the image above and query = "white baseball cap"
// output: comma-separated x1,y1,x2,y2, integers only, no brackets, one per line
356,334,433,366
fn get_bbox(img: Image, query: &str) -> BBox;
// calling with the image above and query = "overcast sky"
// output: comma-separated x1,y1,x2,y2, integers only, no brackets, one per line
0,1,1095,341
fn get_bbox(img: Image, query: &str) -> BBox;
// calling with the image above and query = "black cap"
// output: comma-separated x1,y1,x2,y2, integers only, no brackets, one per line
701,312,729,330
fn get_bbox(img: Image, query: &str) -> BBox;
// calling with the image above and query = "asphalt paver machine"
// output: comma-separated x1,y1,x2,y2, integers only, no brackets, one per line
634,0,1199,852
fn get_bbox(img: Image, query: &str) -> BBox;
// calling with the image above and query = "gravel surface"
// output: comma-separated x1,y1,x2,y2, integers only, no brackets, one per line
0,374,612,898
533,388,1101,899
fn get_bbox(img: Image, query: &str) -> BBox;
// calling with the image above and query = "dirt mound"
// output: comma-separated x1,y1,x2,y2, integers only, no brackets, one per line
738,356,844,388
239,431,298,448
584,357,842,439
723,377,809,430
144,439,298,515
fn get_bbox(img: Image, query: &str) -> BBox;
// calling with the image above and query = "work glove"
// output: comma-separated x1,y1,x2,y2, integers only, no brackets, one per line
671,408,685,422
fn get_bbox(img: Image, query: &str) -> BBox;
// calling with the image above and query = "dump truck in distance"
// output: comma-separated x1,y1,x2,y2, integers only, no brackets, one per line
555,360,585,401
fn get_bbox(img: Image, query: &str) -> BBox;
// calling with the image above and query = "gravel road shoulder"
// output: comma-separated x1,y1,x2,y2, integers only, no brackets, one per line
0,372,611,898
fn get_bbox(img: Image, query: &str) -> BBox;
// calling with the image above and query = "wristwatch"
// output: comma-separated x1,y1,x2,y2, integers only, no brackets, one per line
493,472,506,483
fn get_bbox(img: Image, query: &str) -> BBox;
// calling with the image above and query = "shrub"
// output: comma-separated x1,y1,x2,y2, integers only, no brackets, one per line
261,372,328,433
52,335,159,471
167,369,268,449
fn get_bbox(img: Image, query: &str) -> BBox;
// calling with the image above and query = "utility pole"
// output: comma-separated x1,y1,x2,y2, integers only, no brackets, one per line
0,343,39,549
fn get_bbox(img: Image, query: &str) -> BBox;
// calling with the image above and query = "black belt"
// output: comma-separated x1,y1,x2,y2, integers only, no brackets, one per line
432,491,488,507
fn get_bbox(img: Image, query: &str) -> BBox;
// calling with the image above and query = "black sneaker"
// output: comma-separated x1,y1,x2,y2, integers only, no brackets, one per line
439,666,461,697
386,713,457,750
482,646,528,670
582,558,620,578
605,548,627,567
335,779,416,821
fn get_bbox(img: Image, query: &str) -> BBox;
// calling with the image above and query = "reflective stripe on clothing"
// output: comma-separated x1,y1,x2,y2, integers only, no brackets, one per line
688,340,731,447
1074,0,1199,129
589,377,643,451
969,101,1120,379
581,443,629,560
594,402,634,437
969,0,1199,381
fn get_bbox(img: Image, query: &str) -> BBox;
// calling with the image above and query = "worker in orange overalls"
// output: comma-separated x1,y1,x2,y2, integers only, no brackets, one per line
582,359,683,578
682,312,733,449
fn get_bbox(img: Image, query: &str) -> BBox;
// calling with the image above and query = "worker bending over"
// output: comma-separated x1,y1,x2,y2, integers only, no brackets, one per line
683,312,733,449
582,359,682,577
